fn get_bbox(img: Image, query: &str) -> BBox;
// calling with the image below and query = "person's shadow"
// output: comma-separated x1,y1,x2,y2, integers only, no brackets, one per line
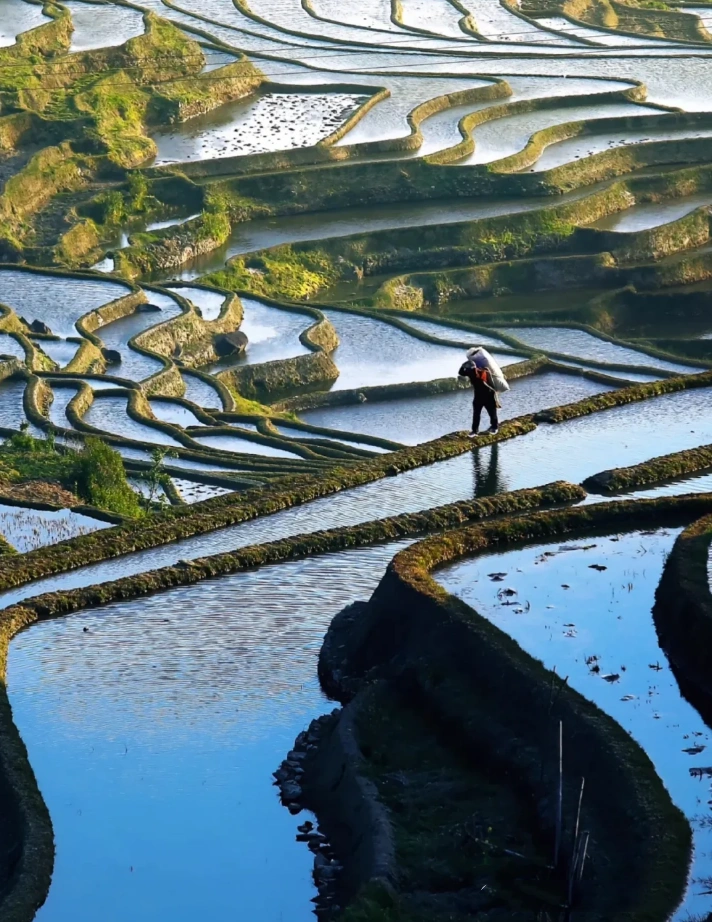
473,442,507,498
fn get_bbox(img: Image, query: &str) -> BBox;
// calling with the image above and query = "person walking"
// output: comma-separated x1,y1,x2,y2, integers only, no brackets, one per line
459,352,499,437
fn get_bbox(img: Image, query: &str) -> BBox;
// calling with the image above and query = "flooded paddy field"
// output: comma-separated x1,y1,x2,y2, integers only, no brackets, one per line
461,100,659,165
180,373,224,410
62,1,145,51
148,400,207,428
152,91,370,165
5,0,712,917
167,286,225,321
396,0,471,39
471,387,712,496
589,193,712,232
170,477,234,502
7,542,409,922
301,370,612,443
494,326,699,374
83,395,187,448
438,529,712,918
0,331,27,362
94,312,165,382
321,308,523,390
5,378,711,615
0,271,132,338
202,298,309,372
0,0,47,46
0,505,107,552
192,431,303,458
531,125,712,172
38,339,79,369
0,378,29,430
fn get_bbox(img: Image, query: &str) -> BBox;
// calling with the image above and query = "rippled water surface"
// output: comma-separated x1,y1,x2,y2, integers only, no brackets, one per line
302,370,612,443
438,530,712,918
0,271,131,338
8,542,409,922
472,387,712,496
322,308,480,389
0,0,48,46
152,92,368,164
0,506,107,552
63,1,145,50
496,327,699,374
0,332,26,362
0,378,28,430
171,478,235,502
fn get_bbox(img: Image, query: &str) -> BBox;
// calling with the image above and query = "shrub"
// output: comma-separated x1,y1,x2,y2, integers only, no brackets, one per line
74,437,144,517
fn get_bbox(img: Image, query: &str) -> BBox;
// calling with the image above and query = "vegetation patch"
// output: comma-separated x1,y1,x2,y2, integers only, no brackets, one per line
0,426,142,518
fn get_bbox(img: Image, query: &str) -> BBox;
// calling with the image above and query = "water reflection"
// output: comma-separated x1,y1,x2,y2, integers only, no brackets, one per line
472,442,508,497
438,530,712,919
9,542,409,922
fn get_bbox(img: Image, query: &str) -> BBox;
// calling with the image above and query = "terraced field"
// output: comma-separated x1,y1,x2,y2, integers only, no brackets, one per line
2,0,712,919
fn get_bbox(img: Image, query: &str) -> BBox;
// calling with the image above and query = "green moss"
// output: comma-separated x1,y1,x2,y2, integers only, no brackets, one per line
207,247,341,299
354,685,562,918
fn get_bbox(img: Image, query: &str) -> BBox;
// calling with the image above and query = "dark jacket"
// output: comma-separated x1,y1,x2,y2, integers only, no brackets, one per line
459,361,494,398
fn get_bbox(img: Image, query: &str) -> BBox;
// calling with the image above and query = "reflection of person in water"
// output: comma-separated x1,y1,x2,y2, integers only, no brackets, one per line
473,442,507,498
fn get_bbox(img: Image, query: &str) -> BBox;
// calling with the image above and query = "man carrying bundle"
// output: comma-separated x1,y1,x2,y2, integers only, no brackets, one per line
458,346,509,438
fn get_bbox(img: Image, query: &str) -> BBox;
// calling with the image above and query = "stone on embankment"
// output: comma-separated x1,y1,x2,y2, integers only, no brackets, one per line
101,348,121,365
214,331,248,357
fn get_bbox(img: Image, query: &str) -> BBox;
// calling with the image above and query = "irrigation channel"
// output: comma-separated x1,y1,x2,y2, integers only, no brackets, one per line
3,0,712,917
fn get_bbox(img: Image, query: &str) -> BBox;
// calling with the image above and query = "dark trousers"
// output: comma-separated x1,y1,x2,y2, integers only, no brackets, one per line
472,389,498,432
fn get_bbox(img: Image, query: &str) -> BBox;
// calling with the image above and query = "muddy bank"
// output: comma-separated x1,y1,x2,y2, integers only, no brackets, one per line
309,498,712,920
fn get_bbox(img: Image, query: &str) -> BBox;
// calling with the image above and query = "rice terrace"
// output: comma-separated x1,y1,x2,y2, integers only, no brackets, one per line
3,0,712,918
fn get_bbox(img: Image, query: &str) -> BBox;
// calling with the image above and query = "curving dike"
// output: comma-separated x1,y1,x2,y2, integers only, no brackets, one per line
2,0,712,919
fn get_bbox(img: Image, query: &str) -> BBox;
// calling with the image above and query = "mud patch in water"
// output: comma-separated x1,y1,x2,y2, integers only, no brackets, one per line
152,92,369,164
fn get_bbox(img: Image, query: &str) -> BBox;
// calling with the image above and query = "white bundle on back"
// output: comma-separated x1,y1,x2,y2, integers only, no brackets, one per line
466,347,510,393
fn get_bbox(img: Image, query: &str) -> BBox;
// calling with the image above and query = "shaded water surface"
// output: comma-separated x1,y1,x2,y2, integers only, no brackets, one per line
8,542,408,922
437,530,712,918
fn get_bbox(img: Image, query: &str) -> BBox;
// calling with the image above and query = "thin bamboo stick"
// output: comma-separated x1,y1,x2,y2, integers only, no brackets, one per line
554,720,563,868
